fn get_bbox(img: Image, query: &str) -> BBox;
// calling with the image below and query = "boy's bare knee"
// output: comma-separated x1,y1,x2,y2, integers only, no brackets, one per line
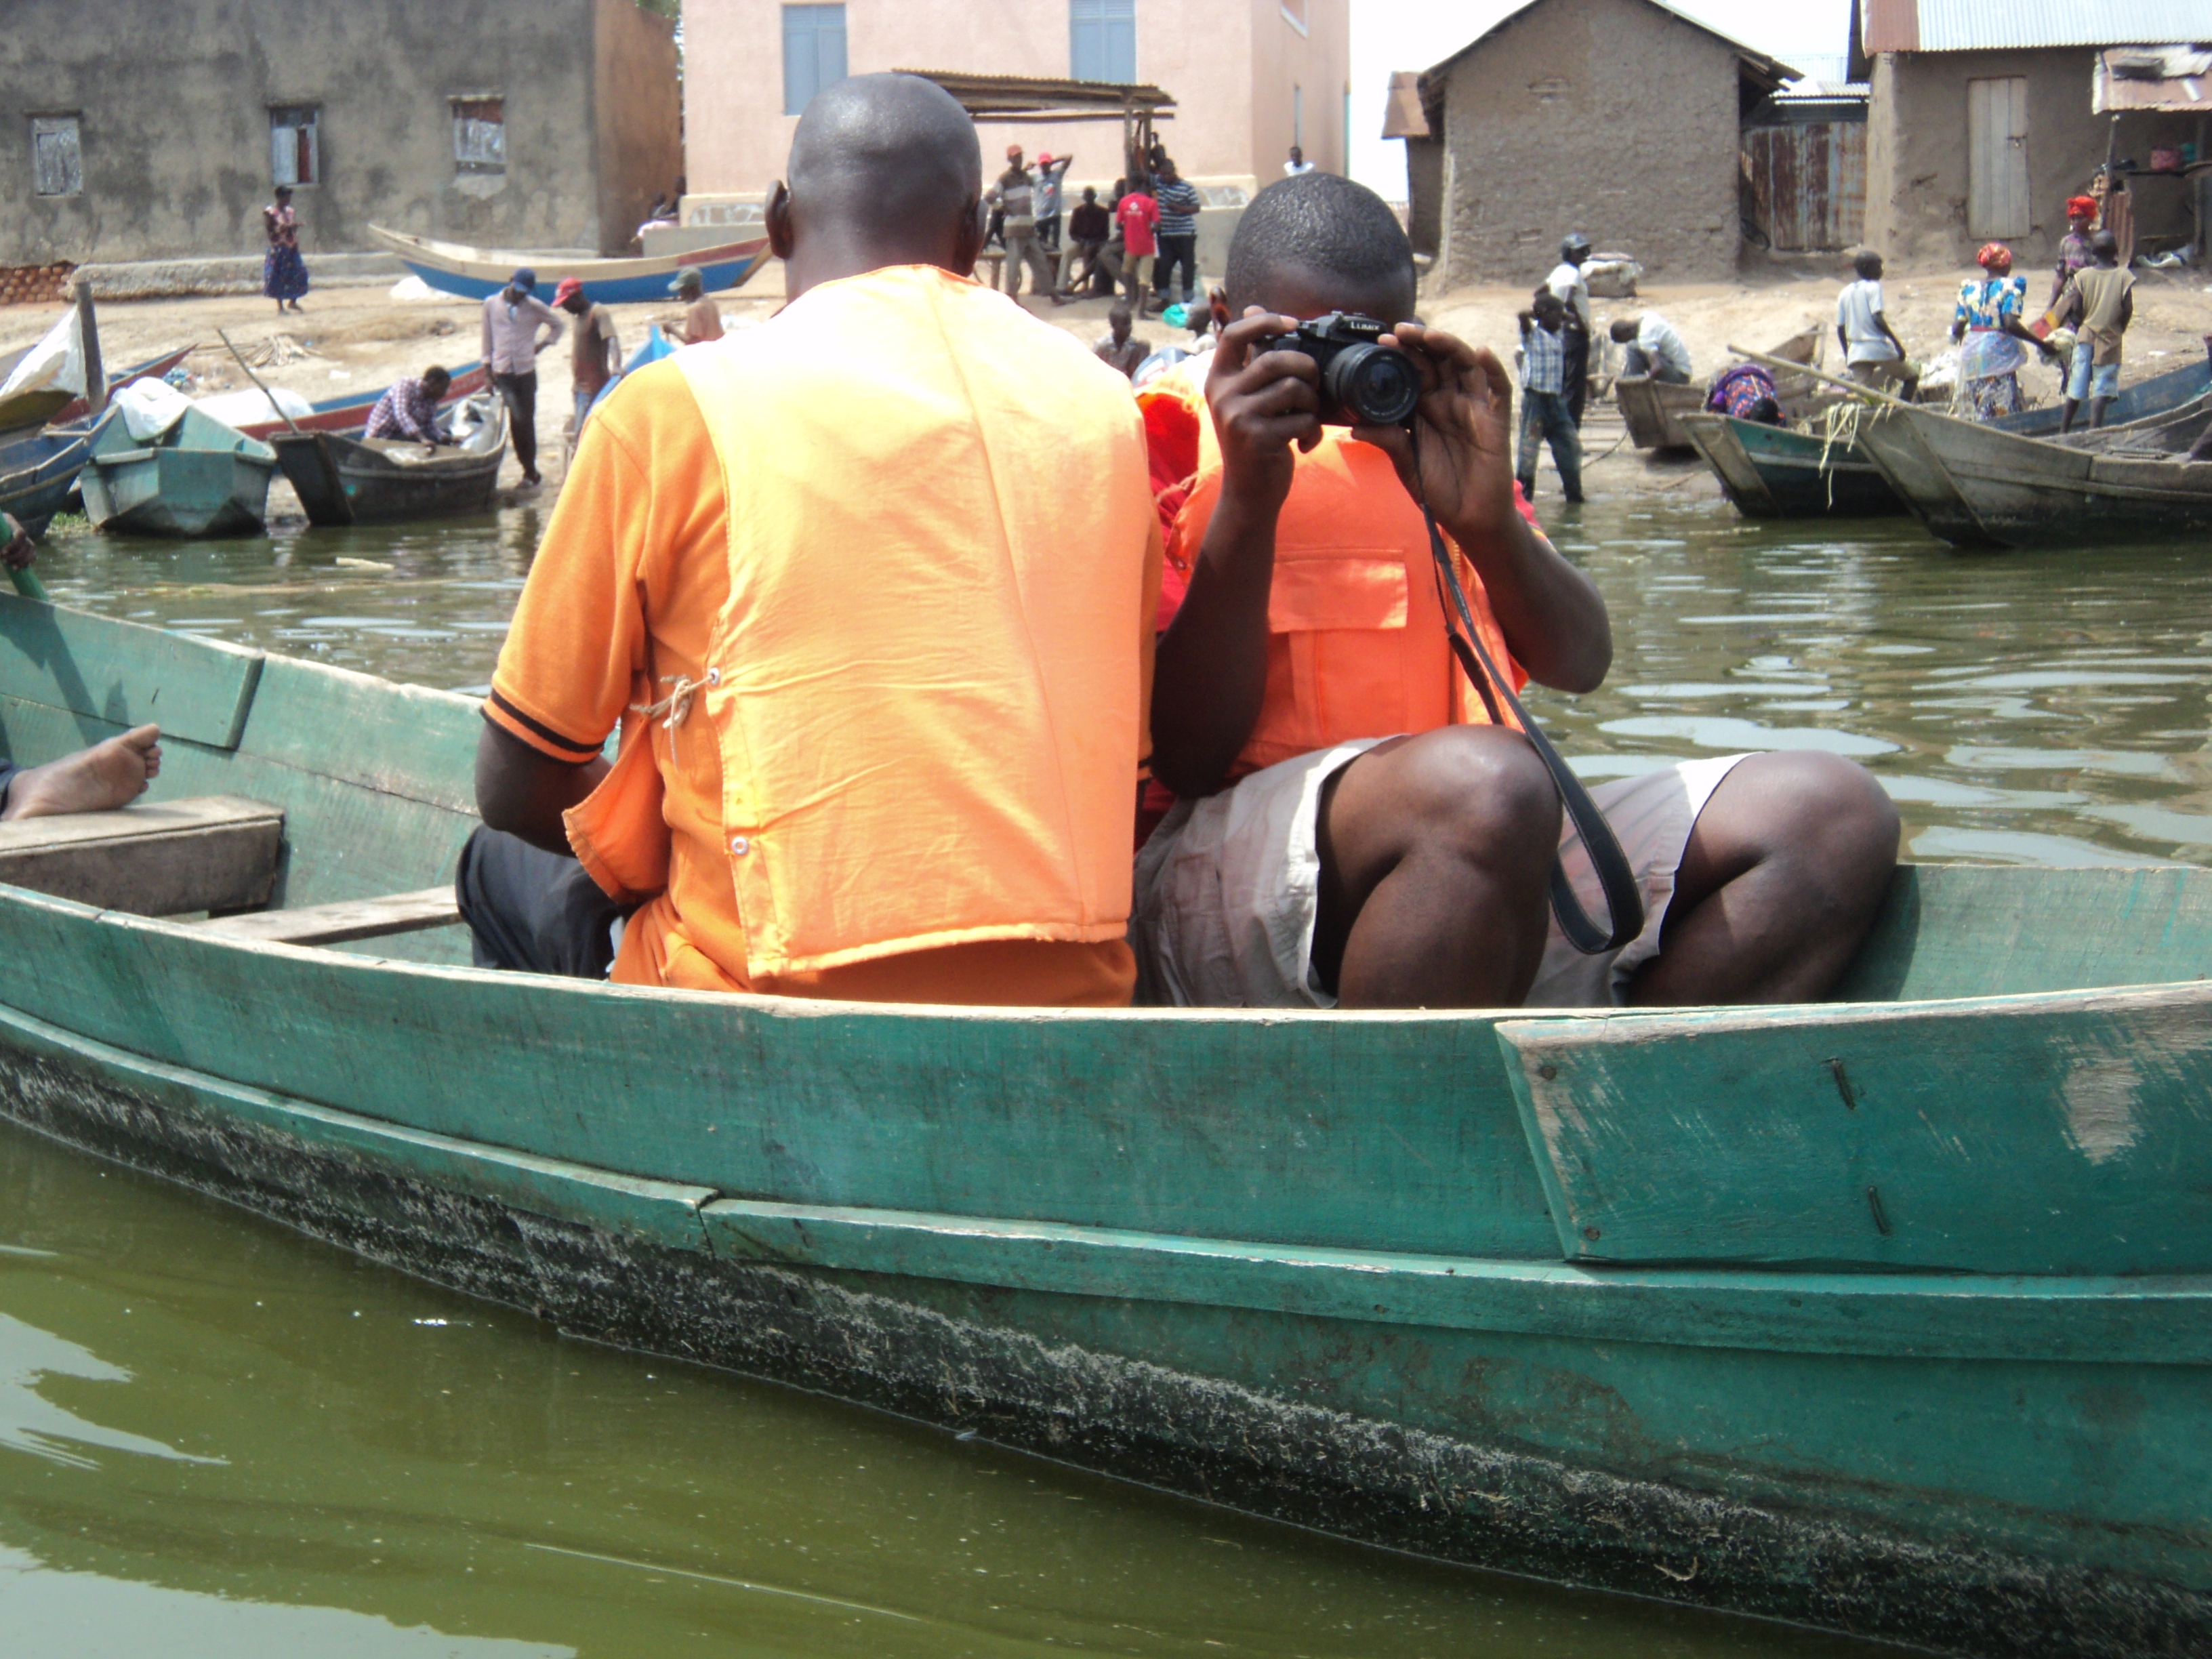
1393,727,1561,865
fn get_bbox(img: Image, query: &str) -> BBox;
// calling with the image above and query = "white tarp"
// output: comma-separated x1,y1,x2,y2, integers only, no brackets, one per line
110,377,194,442
194,388,314,430
0,310,85,401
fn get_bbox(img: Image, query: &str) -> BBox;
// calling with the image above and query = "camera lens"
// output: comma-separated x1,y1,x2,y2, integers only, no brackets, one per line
1324,343,1421,426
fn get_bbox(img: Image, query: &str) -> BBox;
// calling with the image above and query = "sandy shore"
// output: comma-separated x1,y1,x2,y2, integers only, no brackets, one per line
5,255,2204,508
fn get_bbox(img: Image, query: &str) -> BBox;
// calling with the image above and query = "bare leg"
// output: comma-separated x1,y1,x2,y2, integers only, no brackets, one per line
2087,396,2110,430
2,725,162,819
1628,750,1899,1006
1313,726,1561,1008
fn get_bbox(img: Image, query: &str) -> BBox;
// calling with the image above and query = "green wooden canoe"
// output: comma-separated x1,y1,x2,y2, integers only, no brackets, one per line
78,404,277,537
0,592,2206,1658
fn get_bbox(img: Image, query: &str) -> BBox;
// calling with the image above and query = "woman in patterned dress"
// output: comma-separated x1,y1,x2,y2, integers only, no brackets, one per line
1950,243,2055,421
262,186,308,314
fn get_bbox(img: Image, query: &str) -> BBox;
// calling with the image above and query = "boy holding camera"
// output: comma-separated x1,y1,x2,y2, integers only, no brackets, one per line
1134,172,1898,1010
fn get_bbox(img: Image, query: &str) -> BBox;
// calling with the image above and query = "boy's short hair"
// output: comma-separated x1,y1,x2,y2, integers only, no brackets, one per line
1108,300,1132,321
1532,290,1565,317
1225,171,1414,310
1852,249,1883,279
1607,316,1638,342
423,365,452,390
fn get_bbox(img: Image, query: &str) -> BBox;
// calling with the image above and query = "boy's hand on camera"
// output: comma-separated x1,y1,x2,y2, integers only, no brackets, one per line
1206,308,1320,520
1353,325,1519,547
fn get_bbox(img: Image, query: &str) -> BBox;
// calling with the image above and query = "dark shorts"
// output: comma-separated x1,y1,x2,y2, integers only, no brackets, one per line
453,826,636,979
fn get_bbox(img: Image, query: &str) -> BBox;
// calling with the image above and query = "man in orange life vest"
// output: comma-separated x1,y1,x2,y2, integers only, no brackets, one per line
1136,174,1900,1008
460,73,1160,1006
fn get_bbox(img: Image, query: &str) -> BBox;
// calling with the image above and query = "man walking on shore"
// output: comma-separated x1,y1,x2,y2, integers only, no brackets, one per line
558,278,621,442
482,268,563,488
2057,230,2135,432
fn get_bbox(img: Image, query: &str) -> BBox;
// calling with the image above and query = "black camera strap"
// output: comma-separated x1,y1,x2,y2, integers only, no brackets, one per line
1408,432,1643,956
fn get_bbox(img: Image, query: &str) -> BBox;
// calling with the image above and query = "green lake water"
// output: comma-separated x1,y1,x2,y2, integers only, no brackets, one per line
5,495,2209,1655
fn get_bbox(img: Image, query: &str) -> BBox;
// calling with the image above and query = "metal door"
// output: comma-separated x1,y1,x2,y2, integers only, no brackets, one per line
1968,76,2030,239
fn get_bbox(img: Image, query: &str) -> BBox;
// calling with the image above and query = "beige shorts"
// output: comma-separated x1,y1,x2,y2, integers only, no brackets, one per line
1131,739,1748,1008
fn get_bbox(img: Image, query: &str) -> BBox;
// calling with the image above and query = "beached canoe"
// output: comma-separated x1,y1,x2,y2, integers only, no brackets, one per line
230,361,491,444
1679,412,1907,519
1855,398,2212,549
77,405,277,538
270,398,506,527
0,596,2205,1658
0,407,121,536
1994,356,2211,438
1616,328,1828,452
369,226,771,306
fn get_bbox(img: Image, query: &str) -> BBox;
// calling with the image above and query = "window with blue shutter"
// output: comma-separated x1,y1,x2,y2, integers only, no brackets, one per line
1070,0,1136,84
783,5,848,117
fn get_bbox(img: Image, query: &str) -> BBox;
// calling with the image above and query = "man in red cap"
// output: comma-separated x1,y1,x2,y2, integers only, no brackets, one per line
987,144,1054,298
556,276,621,449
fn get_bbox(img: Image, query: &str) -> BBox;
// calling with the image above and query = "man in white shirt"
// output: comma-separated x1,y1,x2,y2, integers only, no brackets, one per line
1545,232,1594,426
1283,145,1314,176
1607,312,1692,384
480,268,565,488
1836,249,1917,397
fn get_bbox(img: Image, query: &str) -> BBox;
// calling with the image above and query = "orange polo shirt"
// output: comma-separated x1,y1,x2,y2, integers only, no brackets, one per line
487,266,1162,1006
1162,428,1529,783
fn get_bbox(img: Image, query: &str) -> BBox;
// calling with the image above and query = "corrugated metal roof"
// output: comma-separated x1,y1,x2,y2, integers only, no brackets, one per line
2095,45,2212,110
1862,0,2212,54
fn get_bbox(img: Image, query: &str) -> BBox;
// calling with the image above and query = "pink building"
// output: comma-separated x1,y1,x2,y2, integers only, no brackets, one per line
680,0,1349,224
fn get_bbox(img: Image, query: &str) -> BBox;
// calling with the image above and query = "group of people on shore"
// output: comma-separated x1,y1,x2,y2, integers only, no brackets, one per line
451,73,1899,1017
1837,193,2137,432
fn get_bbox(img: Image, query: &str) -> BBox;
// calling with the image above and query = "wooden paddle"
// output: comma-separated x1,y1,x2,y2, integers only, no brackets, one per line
216,328,305,436
1725,343,1917,409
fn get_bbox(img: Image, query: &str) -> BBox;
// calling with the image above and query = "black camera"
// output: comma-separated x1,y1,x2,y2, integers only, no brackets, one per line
1259,312,1422,427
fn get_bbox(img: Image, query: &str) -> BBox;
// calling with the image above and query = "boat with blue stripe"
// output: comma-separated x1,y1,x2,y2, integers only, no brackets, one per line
369,226,771,306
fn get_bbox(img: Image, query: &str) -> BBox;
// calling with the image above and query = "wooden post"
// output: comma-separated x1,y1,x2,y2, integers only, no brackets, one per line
73,277,104,417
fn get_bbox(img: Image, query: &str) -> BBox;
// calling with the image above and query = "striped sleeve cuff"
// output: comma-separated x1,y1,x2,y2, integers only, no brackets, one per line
482,687,605,764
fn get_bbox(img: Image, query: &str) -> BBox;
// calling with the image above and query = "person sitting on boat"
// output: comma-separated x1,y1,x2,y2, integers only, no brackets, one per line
1835,251,1915,398
672,268,723,345
1131,171,1899,1010
0,518,163,817
483,269,564,491
1607,312,1690,385
2055,230,2134,435
457,73,1161,1006
1706,362,1783,426
1951,243,2059,423
363,367,453,446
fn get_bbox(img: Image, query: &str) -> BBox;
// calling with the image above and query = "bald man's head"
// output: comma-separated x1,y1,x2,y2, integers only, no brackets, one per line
771,75,983,292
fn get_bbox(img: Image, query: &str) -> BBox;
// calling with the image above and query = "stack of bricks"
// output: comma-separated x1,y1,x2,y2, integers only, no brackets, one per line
0,264,75,306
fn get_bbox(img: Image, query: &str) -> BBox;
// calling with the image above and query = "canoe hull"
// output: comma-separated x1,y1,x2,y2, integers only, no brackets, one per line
1,595,2209,1656
0,991,2203,1659
1994,359,2210,438
1614,375,1703,449
369,224,771,306
271,426,504,527
1857,404,2212,548
79,448,274,537
1680,413,1907,518
0,407,117,535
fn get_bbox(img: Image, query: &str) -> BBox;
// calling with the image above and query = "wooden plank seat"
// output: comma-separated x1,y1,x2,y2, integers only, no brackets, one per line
192,887,459,948
0,796,283,916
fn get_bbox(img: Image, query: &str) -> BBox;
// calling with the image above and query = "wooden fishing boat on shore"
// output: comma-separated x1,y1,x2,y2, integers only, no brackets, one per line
1994,356,2210,439
1616,327,1828,451
0,596,2205,1658
368,226,771,306
1854,397,2212,548
230,361,491,444
1679,412,1906,518
77,405,277,538
270,398,507,527
0,346,197,447
0,407,121,536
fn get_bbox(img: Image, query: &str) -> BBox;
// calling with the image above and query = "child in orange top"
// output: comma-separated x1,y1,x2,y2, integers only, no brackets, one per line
1136,173,1899,1010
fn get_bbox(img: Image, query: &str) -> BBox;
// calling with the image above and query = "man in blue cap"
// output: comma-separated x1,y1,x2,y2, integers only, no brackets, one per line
481,267,564,487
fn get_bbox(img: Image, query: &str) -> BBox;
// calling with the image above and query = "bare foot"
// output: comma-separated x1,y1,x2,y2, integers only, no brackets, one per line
3,726,162,819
